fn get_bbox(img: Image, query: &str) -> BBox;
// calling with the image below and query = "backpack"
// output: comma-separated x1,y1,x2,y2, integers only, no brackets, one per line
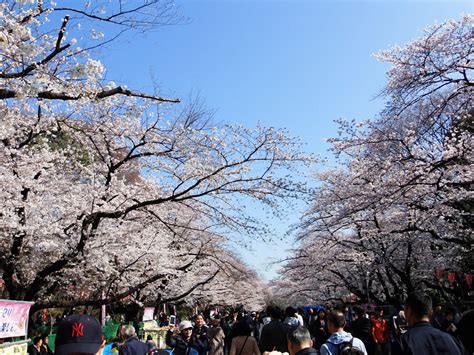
338,338,365,355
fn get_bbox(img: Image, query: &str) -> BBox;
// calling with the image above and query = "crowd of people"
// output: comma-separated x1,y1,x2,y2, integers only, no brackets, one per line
40,292,473,355
27,335,53,355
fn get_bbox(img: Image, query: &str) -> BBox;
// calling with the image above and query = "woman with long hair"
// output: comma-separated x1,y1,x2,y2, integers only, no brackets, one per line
229,317,260,355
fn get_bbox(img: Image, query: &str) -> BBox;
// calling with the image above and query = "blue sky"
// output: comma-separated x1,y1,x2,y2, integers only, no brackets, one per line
99,0,472,280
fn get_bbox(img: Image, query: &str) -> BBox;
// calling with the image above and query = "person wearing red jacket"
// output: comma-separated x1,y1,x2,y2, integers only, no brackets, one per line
371,308,390,355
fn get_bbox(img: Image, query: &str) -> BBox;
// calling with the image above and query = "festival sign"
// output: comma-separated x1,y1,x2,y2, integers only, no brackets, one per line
143,307,154,321
0,300,34,339
0,340,28,355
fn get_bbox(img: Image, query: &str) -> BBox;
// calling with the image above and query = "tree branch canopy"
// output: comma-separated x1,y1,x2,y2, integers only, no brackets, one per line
0,86,180,102
273,15,473,307
0,1,310,309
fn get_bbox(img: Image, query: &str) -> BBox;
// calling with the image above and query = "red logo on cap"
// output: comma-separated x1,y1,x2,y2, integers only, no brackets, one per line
71,322,84,337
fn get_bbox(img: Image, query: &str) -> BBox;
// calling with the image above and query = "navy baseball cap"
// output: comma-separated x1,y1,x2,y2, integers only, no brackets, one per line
55,314,104,355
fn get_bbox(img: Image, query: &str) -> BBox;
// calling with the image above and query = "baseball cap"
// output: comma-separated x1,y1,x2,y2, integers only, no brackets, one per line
55,314,104,355
178,320,193,332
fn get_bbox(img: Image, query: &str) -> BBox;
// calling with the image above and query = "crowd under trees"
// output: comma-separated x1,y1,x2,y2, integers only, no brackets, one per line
0,1,472,312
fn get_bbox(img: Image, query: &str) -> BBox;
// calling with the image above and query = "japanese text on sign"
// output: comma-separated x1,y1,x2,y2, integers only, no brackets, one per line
0,300,33,339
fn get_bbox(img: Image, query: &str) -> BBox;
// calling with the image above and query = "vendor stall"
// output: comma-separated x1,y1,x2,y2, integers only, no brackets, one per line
142,322,170,350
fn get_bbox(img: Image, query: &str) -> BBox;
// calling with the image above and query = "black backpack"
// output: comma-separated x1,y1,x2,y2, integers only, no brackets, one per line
338,338,365,355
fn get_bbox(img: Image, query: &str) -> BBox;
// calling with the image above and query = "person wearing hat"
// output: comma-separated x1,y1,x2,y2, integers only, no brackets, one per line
54,314,105,355
166,320,206,355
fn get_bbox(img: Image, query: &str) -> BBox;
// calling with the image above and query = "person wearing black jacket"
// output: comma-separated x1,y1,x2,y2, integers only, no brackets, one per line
287,326,318,355
40,334,52,355
401,292,465,355
221,315,234,354
351,307,374,355
440,308,457,336
456,310,474,355
166,321,207,355
192,315,209,355
310,309,329,351
28,336,42,355
119,325,149,355
258,307,289,353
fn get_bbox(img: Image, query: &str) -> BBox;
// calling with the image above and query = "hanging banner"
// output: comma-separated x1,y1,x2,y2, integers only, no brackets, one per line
0,300,34,339
143,307,154,321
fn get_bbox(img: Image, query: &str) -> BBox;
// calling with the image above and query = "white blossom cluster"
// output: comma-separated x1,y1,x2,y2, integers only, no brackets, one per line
0,1,314,309
273,15,473,306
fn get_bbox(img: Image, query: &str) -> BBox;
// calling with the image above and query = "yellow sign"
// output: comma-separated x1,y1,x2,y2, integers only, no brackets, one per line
0,342,28,355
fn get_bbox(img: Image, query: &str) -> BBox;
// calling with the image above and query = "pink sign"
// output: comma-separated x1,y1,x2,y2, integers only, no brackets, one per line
0,300,33,339
143,307,154,321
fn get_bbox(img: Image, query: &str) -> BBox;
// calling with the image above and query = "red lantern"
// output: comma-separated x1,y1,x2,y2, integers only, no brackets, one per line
447,272,456,283
465,274,473,288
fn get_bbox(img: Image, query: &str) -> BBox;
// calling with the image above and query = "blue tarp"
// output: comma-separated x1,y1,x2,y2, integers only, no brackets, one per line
103,343,114,355
302,305,325,313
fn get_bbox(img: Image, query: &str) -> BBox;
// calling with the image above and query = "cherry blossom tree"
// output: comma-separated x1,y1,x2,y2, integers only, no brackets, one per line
0,1,313,308
177,249,267,311
274,15,473,306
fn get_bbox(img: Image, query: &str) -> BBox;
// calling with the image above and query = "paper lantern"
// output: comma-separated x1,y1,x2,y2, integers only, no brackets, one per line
465,274,473,288
447,272,456,283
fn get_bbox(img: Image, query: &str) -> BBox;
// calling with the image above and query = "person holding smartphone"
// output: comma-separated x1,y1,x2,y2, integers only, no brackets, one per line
166,321,206,355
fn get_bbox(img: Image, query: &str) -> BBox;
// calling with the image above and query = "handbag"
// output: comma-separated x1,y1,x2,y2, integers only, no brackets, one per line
238,336,249,355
